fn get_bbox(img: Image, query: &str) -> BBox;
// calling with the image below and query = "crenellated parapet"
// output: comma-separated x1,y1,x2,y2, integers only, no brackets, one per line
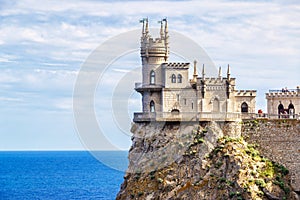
265,86,299,116
234,90,256,97
204,77,227,84
140,18,169,61
266,90,299,98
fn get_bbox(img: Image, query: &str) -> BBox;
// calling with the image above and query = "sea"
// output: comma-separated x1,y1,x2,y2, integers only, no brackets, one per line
0,151,128,200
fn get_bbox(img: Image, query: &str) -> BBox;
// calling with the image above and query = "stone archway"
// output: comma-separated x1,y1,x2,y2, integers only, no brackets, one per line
241,102,248,113
171,109,180,115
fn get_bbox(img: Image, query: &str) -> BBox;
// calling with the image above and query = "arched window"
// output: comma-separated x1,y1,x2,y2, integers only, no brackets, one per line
177,74,182,83
150,101,155,112
171,109,180,115
241,102,248,113
171,74,176,83
150,70,155,84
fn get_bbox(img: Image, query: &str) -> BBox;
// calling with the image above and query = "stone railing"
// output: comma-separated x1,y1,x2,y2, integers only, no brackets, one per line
268,88,299,93
133,112,246,122
133,112,300,122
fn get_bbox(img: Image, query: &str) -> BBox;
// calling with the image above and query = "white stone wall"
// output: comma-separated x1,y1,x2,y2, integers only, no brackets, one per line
266,92,300,115
164,68,190,88
201,81,228,113
234,96,256,113
142,59,164,86
162,88,197,112
142,91,162,112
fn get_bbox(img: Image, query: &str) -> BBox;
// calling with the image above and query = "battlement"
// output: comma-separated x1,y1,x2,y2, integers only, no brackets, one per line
266,88,299,98
235,90,257,97
140,18,169,60
162,62,190,69
149,37,165,44
203,77,228,84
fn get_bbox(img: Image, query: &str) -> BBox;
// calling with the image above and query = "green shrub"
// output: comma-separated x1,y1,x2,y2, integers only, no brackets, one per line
255,179,266,188
215,161,223,169
229,191,236,198
219,177,226,183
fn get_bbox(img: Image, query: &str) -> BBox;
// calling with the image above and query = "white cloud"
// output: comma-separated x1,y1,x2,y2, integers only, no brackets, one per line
0,97,23,102
0,0,299,150
53,97,73,111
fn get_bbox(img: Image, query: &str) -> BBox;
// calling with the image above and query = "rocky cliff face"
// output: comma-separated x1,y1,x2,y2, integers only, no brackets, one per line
117,121,298,200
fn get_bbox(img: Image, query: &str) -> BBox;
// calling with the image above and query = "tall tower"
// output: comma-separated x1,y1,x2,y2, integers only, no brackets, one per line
140,18,169,86
136,18,169,113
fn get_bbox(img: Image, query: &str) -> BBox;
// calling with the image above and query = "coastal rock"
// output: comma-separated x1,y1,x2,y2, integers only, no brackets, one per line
117,121,297,200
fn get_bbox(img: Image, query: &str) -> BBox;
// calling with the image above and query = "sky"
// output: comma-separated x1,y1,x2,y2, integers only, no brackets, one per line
0,0,299,150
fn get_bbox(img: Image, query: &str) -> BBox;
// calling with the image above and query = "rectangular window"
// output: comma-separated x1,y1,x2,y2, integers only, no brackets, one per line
176,94,180,101
192,102,194,109
184,98,186,105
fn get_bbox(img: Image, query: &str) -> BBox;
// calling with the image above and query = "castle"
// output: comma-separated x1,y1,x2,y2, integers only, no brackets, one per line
133,18,256,122
266,87,300,118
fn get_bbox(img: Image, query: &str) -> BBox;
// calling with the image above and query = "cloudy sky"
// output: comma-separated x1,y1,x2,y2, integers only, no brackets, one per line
0,0,299,150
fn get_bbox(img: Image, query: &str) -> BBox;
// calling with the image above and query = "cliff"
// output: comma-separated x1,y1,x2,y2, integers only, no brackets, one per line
117,121,299,200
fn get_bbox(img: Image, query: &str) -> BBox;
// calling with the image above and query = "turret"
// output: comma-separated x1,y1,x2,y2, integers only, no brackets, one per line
140,18,169,86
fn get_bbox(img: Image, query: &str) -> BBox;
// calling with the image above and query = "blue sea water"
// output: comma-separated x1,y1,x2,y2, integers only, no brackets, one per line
0,151,128,200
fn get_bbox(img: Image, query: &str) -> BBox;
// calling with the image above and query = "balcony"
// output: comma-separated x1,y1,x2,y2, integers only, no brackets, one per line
133,112,244,122
135,82,163,93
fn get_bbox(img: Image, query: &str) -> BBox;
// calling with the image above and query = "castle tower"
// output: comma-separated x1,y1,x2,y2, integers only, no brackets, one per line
140,18,169,86
136,18,169,113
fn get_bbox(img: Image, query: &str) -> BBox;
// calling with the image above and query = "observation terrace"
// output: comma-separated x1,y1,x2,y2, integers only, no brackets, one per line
133,112,299,122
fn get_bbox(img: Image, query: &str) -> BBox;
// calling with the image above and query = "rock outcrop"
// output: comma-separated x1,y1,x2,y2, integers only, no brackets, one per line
117,121,297,200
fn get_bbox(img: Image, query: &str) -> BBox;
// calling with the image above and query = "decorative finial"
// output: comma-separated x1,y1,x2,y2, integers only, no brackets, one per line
158,20,164,39
163,18,168,33
145,17,149,35
227,64,231,79
139,18,146,36
218,66,222,79
202,64,205,79
162,18,169,61
193,60,198,82
163,18,168,40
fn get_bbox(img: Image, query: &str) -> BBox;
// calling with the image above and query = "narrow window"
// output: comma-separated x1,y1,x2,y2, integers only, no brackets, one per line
177,74,182,83
171,74,176,83
176,94,180,101
184,98,187,105
150,70,155,84
150,100,155,112
192,102,194,110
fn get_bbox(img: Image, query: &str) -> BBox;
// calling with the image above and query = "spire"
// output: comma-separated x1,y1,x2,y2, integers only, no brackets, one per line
139,18,146,37
218,66,222,79
193,60,198,82
158,20,164,39
202,64,205,79
164,18,168,35
227,64,231,79
163,18,168,42
162,18,169,60
145,17,149,35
